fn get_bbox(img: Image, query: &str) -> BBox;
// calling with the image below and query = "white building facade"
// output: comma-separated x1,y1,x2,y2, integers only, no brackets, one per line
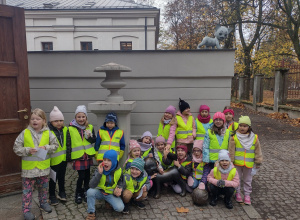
7,0,160,51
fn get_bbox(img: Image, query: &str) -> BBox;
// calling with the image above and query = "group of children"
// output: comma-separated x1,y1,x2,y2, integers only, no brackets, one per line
13,98,262,220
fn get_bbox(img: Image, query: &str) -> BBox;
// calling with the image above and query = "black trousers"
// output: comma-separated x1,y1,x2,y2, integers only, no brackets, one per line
49,161,67,197
209,183,235,200
76,168,90,193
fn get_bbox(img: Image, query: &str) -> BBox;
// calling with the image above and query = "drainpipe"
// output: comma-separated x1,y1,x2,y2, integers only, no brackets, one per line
145,17,147,50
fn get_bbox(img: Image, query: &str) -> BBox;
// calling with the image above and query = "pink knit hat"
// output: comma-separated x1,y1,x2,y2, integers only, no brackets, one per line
49,106,64,122
129,139,141,152
193,140,203,151
176,145,188,154
155,136,166,144
199,105,210,113
165,105,176,117
223,108,234,117
213,112,225,122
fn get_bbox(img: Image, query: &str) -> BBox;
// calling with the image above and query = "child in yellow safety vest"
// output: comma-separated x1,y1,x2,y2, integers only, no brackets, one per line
207,149,239,209
69,105,96,205
187,140,210,190
163,145,193,194
157,105,177,152
195,105,213,140
223,106,239,133
48,106,71,205
154,136,168,173
95,112,125,162
122,158,151,214
137,131,155,158
123,140,142,173
13,108,58,220
202,112,230,171
175,98,196,152
228,116,263,205
86,150,124,220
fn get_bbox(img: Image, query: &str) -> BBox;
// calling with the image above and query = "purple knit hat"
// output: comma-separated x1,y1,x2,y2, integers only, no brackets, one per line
165,105,176,117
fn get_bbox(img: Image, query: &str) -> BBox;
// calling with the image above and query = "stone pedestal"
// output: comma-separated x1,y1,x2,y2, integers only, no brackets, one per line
88,62,136,166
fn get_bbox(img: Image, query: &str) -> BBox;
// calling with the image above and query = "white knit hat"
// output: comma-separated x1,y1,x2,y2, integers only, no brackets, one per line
75,105,87,117
218,149,231,162
49,106,64,122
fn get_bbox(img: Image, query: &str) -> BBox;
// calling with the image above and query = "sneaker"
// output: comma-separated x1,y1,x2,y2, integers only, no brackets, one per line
49,196,59,206
235,193,243,203
75,193,82,204
24,212,35,220
122,203,130,214
244,195,251,205
85,212,96,220
40,203,52,213
132,200,146,209
57,192,67,201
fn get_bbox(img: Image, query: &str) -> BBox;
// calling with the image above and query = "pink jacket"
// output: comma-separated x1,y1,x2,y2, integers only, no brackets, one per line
174,111,196,144
207,164,240,188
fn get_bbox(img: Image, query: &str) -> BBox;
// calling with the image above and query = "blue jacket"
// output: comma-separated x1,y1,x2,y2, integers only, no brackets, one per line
94,125,125,152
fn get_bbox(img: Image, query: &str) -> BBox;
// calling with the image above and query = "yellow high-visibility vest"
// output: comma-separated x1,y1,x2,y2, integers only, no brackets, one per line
69,125,95,160
233,134,257,168
213,167,236,181
176,115,193,139
96,167,122,194
192,162,205,179
97,129,123,161
50,127,68,166
22,129,50,170
124,171,148,193
195,118,213,140
157,122,175,150
208,129,230,161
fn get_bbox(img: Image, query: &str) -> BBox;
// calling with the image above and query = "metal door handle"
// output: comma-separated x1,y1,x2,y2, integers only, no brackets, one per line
17,108,28,113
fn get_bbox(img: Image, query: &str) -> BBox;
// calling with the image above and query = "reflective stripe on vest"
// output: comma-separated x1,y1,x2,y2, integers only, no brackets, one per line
96,167,122,194
124,171,148,193
50,127,68,166
193,162,204,179
97,129,123,161
157,123,175,150
69,125,95,160
213,167,236,181
233,134,257,168
22,129,50,170
195,118,213,140
180,160,192,180
208,129,230,161
176,115,193,139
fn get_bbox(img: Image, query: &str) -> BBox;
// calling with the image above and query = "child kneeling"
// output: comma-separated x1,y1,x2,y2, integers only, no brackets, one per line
122,158,151,214
86,150,124,220
207,150,239,209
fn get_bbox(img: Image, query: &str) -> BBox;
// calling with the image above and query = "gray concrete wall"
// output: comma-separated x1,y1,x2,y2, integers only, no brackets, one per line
28,50,235,137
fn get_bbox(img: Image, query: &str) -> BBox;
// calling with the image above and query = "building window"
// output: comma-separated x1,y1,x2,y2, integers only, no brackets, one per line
120,42,132,51
81,42,93,51
42,42,53,51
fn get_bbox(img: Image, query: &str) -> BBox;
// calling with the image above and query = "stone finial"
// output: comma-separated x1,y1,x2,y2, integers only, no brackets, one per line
94,62,132,103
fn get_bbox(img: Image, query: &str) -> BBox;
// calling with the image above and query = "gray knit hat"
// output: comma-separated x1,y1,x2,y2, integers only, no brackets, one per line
131,158,145,172
75,105,87,117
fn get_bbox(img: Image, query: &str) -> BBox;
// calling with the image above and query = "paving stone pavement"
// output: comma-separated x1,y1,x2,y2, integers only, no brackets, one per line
40,107,300,220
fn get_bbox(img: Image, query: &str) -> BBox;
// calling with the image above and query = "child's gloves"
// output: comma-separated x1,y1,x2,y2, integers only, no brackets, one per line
84,130,92,139
217,180,225,188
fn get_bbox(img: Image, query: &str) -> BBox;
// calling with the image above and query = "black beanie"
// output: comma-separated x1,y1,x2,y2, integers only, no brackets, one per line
179,98,190,113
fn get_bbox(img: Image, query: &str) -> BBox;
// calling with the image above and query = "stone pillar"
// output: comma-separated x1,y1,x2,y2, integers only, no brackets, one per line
274,68,289,112
238,76,246,101
253,74,264,109
88,63,136,166
0,0,6,5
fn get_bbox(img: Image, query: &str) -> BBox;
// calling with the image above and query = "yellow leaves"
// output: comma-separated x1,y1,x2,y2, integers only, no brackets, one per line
176,207,189,213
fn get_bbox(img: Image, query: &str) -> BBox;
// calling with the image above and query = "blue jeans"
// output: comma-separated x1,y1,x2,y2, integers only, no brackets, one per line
87,188,124,213
190,176,200,189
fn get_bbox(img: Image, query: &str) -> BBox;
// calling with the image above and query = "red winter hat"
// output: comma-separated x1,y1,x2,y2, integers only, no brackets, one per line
199,105,210,113
176,145,188,154
223,109,234,117
213,112,225,122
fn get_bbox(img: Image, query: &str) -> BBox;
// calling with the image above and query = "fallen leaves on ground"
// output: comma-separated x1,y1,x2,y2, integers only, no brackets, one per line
231,102,245,109
176,207,189,213
266,112,300,127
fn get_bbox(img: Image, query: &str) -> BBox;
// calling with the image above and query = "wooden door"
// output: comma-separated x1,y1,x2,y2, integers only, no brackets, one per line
0,4,31,195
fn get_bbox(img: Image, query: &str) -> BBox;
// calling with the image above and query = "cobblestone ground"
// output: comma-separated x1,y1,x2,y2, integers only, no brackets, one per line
42,107,300,220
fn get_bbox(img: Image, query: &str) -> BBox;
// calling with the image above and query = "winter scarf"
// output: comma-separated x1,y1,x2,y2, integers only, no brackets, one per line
218,163,233,174
236,131,255,150
197,114,211,124
70,119,86,130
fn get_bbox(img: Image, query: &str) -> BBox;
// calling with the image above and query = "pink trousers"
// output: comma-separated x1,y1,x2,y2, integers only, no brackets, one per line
235,166,253,196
